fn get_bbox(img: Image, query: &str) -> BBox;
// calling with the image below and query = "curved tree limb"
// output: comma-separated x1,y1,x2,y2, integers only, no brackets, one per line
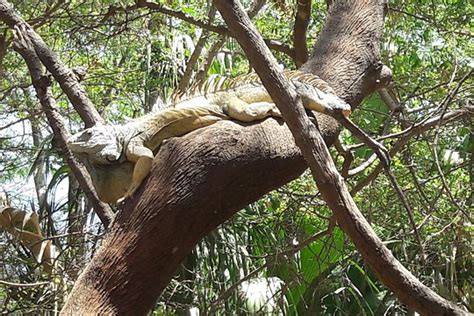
0,0,104,128
60,0,468,315
213,0,463,314
293,0,311,67
11,25,113,227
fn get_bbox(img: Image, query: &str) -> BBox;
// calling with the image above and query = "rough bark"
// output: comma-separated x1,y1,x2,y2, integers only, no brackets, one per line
293,0,311,67
59,0,464,315
301,1,392,105
61,120,308,314
214,0,464,315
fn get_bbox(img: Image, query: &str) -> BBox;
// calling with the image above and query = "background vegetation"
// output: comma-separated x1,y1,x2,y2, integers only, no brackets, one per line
0,0,472,314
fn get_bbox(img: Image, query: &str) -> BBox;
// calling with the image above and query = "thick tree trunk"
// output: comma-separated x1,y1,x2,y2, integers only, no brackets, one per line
61,1,383,314
61,120,309,314
61,1,461,315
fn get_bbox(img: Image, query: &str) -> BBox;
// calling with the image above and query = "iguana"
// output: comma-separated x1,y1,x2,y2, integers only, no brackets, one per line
68,71,352,203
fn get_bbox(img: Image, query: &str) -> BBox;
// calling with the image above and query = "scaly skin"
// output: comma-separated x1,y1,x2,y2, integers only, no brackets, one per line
68,73,351,203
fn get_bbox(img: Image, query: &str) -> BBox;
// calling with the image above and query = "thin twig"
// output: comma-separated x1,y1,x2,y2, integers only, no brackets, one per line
0,280,50,287
431,68,472,220
389,7,473,38
350,106,472,195
384,168,426,263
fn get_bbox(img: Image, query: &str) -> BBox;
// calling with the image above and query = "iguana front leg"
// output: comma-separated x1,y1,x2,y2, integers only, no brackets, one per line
118,144,154,202
224,97,281,122
294,81,352,117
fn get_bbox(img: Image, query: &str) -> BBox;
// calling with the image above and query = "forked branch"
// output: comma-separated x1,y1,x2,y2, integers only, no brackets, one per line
213,0,464,314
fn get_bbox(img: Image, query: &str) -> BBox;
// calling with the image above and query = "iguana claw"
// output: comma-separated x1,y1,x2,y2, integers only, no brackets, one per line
69,71,353,203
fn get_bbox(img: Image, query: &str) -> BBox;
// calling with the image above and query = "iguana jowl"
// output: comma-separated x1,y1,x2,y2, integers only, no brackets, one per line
68,71,352,203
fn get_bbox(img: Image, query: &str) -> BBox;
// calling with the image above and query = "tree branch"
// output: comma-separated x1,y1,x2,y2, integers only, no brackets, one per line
11,26,113,228
293,0,311,67
177,0,266,92
351,106,473,195
130,0,296,60
0,0,103,127
60,0,468,314
213,0,464,314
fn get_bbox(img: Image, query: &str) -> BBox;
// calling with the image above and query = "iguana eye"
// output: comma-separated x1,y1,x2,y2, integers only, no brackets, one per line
106,154,118,162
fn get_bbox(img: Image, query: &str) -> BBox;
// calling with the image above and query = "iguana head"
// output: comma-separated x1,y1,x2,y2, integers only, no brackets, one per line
294,81,352,117
68,124,123,164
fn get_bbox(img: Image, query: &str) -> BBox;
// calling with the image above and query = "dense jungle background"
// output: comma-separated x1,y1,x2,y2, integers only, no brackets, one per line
0,0,472,314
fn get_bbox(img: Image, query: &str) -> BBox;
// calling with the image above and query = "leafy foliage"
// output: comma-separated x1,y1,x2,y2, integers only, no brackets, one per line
0,0,472,314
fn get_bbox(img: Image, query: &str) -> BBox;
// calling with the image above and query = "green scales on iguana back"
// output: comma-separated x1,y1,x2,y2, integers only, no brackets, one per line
68,71,351,203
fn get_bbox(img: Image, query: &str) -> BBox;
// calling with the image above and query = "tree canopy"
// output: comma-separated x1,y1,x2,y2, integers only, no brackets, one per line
0,0,472,314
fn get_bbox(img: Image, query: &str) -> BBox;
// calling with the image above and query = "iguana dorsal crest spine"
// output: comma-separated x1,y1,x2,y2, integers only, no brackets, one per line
173,70,335,105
